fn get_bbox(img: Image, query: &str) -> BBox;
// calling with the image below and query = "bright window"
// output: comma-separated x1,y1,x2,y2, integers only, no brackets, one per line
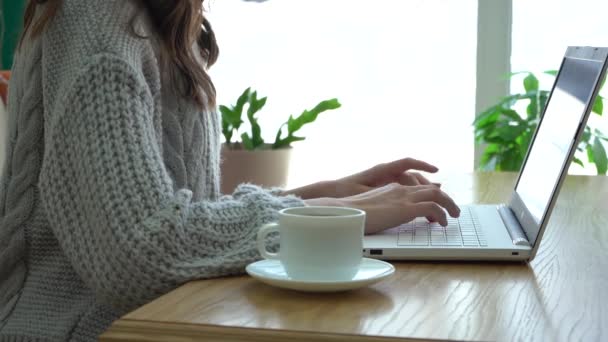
511,0,608,175
208,0,478,187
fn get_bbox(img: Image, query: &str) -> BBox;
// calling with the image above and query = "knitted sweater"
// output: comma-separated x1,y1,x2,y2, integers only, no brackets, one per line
0,1,304,341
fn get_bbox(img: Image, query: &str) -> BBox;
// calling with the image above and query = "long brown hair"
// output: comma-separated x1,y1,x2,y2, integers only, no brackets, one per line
21,0,219,110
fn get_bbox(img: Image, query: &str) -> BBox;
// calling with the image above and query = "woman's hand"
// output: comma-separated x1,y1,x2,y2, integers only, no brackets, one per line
284,157,441,199
309,183,461,235
286,157,459,234
338,157,441,192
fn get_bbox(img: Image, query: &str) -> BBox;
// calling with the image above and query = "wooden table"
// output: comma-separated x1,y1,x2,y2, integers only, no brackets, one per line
101,173,608,342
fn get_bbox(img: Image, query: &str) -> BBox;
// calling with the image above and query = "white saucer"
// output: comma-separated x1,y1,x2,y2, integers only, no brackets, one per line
246,258,395,292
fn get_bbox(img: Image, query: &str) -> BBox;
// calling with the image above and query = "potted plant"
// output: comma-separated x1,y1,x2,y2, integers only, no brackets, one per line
474,71,607,174
220,87,341,193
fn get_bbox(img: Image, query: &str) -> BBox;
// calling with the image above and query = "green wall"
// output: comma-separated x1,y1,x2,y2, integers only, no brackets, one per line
1,0,26,70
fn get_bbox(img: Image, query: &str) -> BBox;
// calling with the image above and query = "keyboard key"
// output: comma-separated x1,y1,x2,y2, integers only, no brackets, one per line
396,206,487,248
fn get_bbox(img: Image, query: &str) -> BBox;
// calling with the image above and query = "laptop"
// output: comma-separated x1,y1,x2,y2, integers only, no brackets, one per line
363,46,608,262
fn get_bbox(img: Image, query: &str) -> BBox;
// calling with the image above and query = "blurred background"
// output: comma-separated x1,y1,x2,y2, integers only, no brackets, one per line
211,0,608,187
2,0,607,188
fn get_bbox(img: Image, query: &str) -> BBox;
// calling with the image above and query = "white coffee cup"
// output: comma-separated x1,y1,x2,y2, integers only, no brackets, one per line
257,206,366,281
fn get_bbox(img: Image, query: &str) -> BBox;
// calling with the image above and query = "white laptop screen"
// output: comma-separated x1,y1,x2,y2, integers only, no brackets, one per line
516,57,604,225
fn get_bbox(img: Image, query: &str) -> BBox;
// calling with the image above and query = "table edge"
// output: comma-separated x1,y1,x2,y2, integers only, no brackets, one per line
100,319,448,342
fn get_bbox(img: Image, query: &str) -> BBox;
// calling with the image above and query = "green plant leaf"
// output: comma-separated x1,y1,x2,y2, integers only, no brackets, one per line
474,129,490,143
518,128,534,157
500,109,525,123
241,133,254,150
475,105,499,119
544,70,558,76
523,73,539,93
586,144,595,163
235,88,251,114
219,104,231,117
273,135,305,149
247,92,268,117
592,137,608,174
287,99,341,134
581,126,593,144
479,134,506,144
231,88,251,130
592,96,603,115
479,144,500,169
474,108,524,143
484,143,500,154
499,93,528,106
498,147,523,171
219,105,237,127
274,98,341,148
480,152,497,169
572,157,584,167
482,154,499,171
219,88,251,144
494,122,527,141
245,91,266,148
220,105,233,143
274,124,286,144
473,108,500,127
222,122,233,144
526,100,538,118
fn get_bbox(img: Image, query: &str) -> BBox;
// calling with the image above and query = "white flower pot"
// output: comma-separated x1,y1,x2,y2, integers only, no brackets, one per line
221,144,292,194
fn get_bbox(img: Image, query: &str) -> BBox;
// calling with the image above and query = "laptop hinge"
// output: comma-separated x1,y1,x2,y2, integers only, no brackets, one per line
497,204,530,246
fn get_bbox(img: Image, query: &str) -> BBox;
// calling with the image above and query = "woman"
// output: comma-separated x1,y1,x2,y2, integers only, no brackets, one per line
0,0,460,340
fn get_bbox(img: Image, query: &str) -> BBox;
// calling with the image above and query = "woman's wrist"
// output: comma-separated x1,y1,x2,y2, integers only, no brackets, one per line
281,180,334,200
303,197,345,207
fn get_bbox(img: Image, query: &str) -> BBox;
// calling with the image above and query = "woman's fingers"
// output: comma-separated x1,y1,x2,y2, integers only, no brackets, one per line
409,187,461,218
411,202,448,226
391,158,439,174
342,182,398,200
401,184,438,192
397,172,441,187
398,172,421,186
343,158,440,189
411,172,431,185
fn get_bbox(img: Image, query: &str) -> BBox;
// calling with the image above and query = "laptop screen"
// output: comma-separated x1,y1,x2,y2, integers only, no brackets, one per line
515,57,604,227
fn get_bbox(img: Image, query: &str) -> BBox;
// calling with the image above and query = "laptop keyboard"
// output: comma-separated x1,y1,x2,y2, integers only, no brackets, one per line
397,206,487,247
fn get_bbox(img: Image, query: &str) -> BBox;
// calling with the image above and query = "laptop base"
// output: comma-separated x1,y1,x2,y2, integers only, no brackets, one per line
362,205,533,261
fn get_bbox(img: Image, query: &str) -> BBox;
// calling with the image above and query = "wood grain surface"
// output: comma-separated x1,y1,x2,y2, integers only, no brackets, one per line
101,173,608,342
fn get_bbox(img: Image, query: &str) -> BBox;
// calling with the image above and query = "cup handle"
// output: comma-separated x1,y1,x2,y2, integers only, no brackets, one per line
257,223,280,260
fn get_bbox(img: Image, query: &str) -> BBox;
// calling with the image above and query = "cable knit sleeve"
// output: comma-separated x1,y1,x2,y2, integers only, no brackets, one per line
38,54,305,312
